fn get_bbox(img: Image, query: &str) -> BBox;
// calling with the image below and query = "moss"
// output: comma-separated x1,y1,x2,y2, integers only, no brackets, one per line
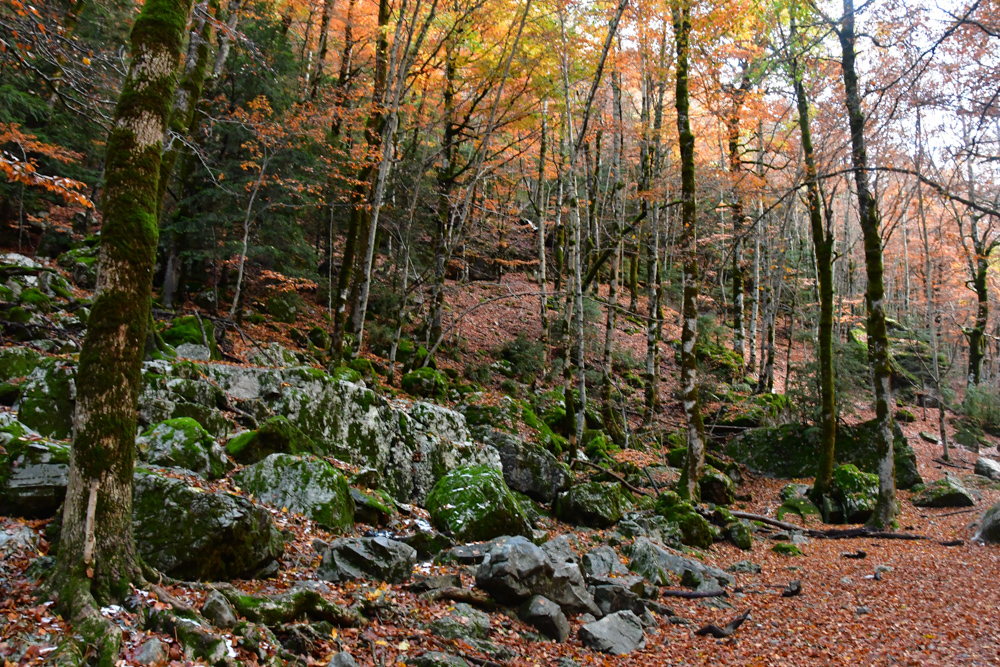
0,346,42,382
401,368,449,399
267,293,300,323
349,358,375,380
425,465,532,542
726,521,753,551
7,306,31,324
825,464,879,524
583,430,620,461
19,358,76,439
159,316,220,360
777,497,822,522
225,415,319,464
699,466,735,505
19,287,52,313
771,543,803,557
330,365,363,384
520,405,567,454
553,481,627,529
911,476,975,508
654,491,715,549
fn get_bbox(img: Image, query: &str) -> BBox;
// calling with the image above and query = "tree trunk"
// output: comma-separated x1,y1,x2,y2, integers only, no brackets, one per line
53,0,193,653
536,100,550,358
968,256,988,386
673,0,706,500
791,14,836,497
837,0,897,528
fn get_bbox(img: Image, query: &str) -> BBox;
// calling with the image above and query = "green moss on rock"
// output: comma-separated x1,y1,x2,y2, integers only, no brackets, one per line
654,491,715,549
138,417,230,479
401,368,450,399
771,543,803,557
225,416,319,464
554,481,627,529
425,465,532,542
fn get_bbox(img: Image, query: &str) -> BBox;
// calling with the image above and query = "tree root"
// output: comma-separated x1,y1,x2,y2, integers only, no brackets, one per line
58,578,123,667
695,608,751,638
212,583,364,627
729,511,928,540
419,586,497,611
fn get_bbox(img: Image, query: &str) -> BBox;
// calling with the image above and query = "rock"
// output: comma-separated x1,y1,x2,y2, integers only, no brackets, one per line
0,346,42,382
546,562,601,616
133,469,284,580
974,501,1000,544
699,467,736,505
626,538,733,588
654,492,715,548
919,430,940,444
617,513,683,548
554,482,626,529
577,610,646,655
429,602,491,640
401,368,450,399
582,546,628,578
726,560,762,574
974,457,1000,482
351,487,395,526
822,464,879,524
911,476,976,508
436,540,504,565
225,415,319,464
726,520,753,551
0,421,69,517
160,316,222,360
0,522,38,555
18,358,75,439
409,574,462,593
175,343,212,361
726,419,922,490
234,454,354,531
134,638,168,665
201,591,238,629
138,417,231,479
590,578,648,619
328,653,358,667
519,595,569,642
475,536,554,604
777,497,822,522
426,465,532,542
488,430,571,503
541,534,579,565
772,543,803,556
317,536,416,584
405,652,469,667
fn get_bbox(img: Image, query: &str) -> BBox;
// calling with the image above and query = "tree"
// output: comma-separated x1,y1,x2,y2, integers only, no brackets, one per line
50,0,194,660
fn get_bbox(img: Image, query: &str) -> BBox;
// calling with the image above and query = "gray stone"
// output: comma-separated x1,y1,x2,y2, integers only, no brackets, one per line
134,638,167,665
406,652,469,667
546,563,601,617
541,534,579,565
974,457,1000,482
425,465,532,542
175,343,212,361
911,476,976,508
474,536,554,604
409,573,462,593
201,590,238,629
133,469,283,581
581,546,628,578
328,653,358,667
591,582,646,618
519,595,569,642
726,560,762,574
553,482,626,529
626,537,733,588
577,610,646,655
233,454,354,531
974,500,1000,544
0,421,69,518
429,602,491,640
487,430,571,504
318,536,417,584
138,417,231,480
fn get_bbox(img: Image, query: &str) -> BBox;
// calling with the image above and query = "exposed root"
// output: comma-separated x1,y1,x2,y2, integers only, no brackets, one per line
58,578,123,667
212,582,364,627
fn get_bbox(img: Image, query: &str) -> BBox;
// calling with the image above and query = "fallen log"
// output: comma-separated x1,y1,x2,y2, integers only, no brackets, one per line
695,608,751,638
420,587,497,611
729,511,928,541
661,589,727,599
571,459,651,496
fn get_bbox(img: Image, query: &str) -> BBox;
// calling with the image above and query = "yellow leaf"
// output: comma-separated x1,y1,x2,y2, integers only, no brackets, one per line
82,56,90,65
375,640,388,647
398,641,409,652
330,628,338,640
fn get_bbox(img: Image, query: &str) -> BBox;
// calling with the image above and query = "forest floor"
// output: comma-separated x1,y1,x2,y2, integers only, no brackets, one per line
2,270,1000,666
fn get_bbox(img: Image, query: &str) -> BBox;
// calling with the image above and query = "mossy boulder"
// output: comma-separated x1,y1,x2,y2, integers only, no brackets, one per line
225,416,319,464
519,404,568,454
233,454,354,531
401,368,450,399
160,316,221,361
18,287,51,313
18,358,75,439
554,481,627,529
266,293,300,323
0,420,69,517
699,467,735,505
486,430,571,504
0,346,42,382
772,543,803,557
725,418,922,490
330,365,363,384
426,465,532,542
133,469,284,581
777,497,822,522
138,417,231,479
726,520,753,551
911,476,976,508
825,464,878,524
307,327,331,350
583,430,620,461
974,501,1000,544
654,491,715,549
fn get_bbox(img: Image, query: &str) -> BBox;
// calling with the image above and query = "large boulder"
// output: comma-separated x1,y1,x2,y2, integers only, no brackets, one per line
822,464,879,524
577,610,646,655
625,537,733,588
225,415,319,464
426,466,532,542
0,346,43,382
0,420,69,517
726,418,922,489
554,482,627,529
401,368,450,399
911,476,976,508
486,430,571,504
654,492,715,548
428,602,492,640
974,457,1000,482
317,536,417,584
519,596,569,642
137,417,231,479
18,358,75,439
974,501,1000,544
699,467,735,505
546,562,601,616
475,536,554,604
132,470,284,580
582,546,629,578
233,454,354,531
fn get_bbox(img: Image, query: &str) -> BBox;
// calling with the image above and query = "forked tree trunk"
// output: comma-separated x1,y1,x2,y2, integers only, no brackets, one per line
837,0,896,527
53,0,193,655
673,0,707,500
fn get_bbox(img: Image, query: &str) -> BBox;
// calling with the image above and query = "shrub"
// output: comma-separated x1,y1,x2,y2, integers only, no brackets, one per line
964,385,1000,436
496,333,546,381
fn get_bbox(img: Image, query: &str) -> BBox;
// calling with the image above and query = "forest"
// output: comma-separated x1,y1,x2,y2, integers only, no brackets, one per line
0,0,999,663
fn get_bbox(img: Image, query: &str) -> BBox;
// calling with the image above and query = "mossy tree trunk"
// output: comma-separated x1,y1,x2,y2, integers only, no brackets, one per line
836,0,896,528
53,0,193,655
790,15,836,497
673,0,707,500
